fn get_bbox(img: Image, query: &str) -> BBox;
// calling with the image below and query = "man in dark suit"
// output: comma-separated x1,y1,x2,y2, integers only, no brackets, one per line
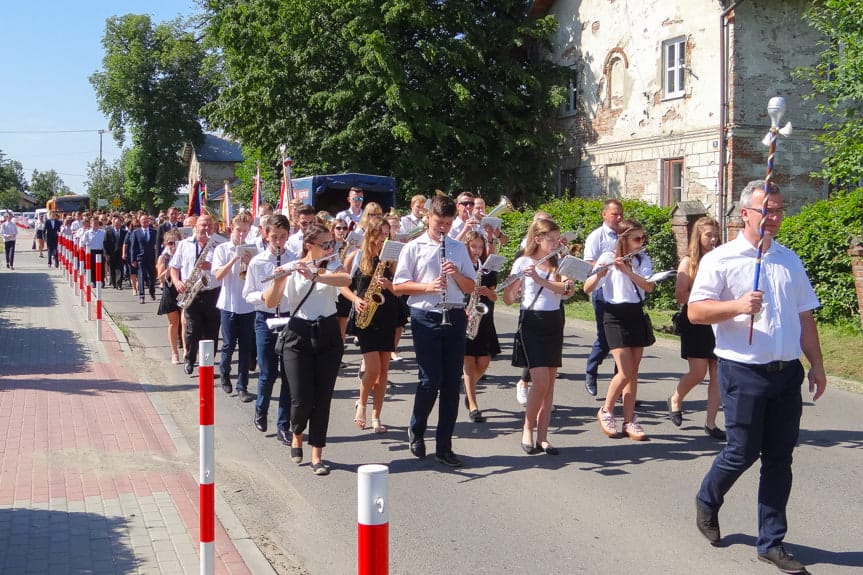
129,213,158,303
104,216,127,288
156,207,181,252
44,211,63,268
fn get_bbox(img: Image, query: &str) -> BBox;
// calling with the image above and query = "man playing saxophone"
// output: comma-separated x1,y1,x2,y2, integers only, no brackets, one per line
340,219,399,434
170,214,223,375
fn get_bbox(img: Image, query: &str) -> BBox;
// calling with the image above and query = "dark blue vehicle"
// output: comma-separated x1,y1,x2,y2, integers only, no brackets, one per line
291,173,397,215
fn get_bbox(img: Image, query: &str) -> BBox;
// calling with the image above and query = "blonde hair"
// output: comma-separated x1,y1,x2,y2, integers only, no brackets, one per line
359,202,383,230
358,218,390,276
524,218,560,261
687,217,721,279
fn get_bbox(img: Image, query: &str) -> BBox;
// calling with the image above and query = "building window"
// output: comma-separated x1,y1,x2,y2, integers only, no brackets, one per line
663,37,686,99
662,158,684,206
560,71,578,116
560,169,577,196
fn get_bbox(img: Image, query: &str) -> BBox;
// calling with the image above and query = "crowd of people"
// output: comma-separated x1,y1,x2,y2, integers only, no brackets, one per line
31,179,826,573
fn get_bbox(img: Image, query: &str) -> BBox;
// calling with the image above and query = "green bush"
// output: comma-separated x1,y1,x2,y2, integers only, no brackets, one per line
776,188,863,326
499,197,677,309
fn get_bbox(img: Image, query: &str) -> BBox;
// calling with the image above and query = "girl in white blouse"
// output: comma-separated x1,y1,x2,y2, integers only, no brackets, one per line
584,220,654,441
263,223,351,475
503,218,572,455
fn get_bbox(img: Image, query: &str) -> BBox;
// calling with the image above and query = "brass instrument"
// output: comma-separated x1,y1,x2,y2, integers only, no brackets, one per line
485,195,513,219
261,253,339,283
495,244,569,294
177,234,223,308
354,259,389,329
586,246,646,277
437,234,452,326
465,264,489,340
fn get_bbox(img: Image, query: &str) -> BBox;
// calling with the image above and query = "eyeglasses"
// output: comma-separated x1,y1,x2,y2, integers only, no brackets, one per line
334,226,348,231
351,196,364,202
459,201,475,207
314,240,337,250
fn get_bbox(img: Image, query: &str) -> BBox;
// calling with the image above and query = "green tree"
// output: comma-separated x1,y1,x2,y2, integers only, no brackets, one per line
90,14,214,212
797,0,863,188
29,169,71,206
203,0,570,203
0,150,27,196
85,157,126,208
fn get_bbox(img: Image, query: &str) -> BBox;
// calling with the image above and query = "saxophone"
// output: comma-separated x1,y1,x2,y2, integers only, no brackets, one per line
465,266,489,340
176,234,221,309
354,259,388,330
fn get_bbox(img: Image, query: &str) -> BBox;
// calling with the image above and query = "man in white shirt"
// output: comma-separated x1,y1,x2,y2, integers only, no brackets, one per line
393,195,476,468
213,212,257,402
335,187,364,229
689,180,826,574
447,192,480,241
1,213,18,269
285,204,318,258
170,214,223,375
243,214,296,441
400,194,426,235
582,199,623,396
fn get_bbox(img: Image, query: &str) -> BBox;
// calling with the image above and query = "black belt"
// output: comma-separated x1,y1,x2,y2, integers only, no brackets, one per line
723,358,798,373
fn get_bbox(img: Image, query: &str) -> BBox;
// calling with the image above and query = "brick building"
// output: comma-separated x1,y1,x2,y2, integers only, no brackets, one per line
530,0,827,231
181,133,244,200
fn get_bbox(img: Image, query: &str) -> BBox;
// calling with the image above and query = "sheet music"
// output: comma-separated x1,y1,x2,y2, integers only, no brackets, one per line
345,230,363,246
380,240,405,262
394,233,410,243
177,226,194,239
561,231,578,243
481,254,507,272
480,216,502,230
556,255,593,282
236,243,259,259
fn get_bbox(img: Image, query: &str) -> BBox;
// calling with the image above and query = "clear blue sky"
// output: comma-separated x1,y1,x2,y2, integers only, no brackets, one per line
0,1,199,194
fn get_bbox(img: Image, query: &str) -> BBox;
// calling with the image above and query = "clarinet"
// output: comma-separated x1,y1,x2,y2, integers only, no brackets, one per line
438,234,451,326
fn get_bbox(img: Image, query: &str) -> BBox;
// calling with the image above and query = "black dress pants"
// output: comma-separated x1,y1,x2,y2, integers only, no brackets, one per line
183,289,221,364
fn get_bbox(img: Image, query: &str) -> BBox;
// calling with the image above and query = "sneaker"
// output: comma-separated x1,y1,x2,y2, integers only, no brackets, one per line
623,417,648,441
516,382,529,406
597,408,617,437
757,546,806,574
391,353,403,362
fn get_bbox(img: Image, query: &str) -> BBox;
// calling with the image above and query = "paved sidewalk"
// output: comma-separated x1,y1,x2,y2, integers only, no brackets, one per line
0,234,257,574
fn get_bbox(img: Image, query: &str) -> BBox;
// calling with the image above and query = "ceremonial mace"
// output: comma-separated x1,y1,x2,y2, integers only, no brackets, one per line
749,96,792,344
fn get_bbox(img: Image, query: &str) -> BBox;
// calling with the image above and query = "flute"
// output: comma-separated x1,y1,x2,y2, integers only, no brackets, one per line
261,253,338,283
586,246,645,277
495,244,568,294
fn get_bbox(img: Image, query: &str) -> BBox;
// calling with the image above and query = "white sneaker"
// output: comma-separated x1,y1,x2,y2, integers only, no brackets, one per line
391,353,403,362
516,381,530,406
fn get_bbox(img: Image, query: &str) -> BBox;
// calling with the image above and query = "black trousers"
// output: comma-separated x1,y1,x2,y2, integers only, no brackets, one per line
280,314,343,447
108,252,124,287
183,289,221,365
47,240,59,268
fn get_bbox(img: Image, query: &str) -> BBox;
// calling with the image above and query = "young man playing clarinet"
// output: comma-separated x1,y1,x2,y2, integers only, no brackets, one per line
393,194,475,468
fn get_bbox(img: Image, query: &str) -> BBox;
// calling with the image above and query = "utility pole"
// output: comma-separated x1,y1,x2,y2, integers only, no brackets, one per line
98,129,105,199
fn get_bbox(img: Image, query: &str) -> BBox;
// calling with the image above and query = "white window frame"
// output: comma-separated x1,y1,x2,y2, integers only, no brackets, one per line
663,37,686,99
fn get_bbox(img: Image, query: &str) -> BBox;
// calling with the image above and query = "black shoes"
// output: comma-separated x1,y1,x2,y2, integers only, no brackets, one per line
407,428,426,459
704,425,727,441
584,374,598,396
183,361,194,375
757,545,807,574
521,442,541,455
276,429,291,445
290,447,303,464
536,443,559,456
696,503,721,546
468,409,486,423
310,461,329,475
434,452,464,467
237,389,254,403
220,375,232,394
668,396,683,427
254,409,267,432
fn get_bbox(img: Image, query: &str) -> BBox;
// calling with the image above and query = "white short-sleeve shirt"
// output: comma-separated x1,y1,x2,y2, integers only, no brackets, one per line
689,234,820,364
510,256,563,311
393,232,476,310
592,251,653,304
214,242,257,313
242,248,295,313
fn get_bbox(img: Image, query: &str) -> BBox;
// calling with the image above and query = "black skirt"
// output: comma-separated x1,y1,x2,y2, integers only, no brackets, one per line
678,304,716,359
157,281,180,315
603,302,653,349
465,301,501,357
512,309,563,368
336,293,352,318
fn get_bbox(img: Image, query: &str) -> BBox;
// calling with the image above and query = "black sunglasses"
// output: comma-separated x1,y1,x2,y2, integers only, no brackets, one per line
459,201,475,206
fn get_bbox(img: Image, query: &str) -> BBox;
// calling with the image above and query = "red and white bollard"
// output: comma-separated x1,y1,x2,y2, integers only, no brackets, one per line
198,340,215,575
78,240,85,304
72,237,79,293
357,464,389,575
95,253,103,340
85,245,92,318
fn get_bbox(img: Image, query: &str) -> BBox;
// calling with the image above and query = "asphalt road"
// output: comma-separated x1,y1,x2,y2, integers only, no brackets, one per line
102,282,863,575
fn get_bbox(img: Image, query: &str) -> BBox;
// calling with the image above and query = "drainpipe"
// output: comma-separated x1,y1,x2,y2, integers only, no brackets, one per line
719,0,745,240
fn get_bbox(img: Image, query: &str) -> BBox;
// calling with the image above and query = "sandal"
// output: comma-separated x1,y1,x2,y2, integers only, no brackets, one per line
354,401,367,429
371,418,387,434
171,352,181,365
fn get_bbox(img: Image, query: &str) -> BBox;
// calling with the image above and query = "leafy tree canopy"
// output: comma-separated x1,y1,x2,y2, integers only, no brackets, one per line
90,14,214,212
202,0,571,204
30,169,71,206
797,0,863,188
85,157,127,209
0,150,27,196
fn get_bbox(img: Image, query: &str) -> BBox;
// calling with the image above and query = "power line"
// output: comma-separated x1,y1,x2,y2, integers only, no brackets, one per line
0,129,105,134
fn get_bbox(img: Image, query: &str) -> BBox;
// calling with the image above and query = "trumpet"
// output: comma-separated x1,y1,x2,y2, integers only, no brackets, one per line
586,246,646,277
261,253,339,283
